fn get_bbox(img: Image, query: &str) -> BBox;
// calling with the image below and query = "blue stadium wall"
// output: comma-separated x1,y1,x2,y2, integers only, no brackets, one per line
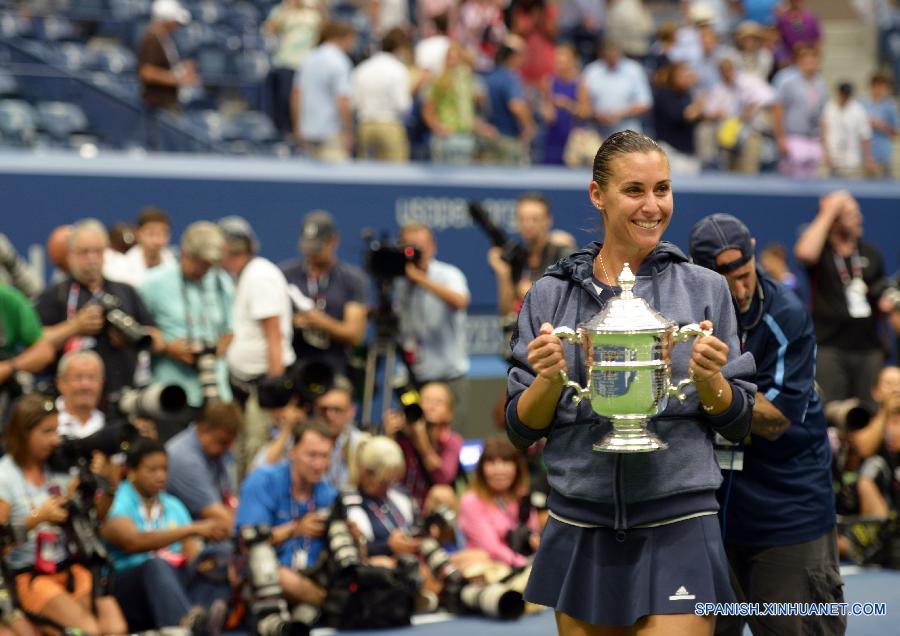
2,152,899,312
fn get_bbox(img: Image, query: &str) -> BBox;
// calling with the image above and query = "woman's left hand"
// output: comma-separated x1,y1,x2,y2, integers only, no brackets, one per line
689,320,729,382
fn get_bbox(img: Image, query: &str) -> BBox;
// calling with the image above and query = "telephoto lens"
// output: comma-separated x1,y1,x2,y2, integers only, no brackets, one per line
195,346,220,403
96,293,153,349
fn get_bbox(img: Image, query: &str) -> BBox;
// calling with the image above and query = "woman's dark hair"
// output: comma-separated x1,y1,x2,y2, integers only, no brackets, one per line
471,436,529,501
126,437,167,469
4,394,57,466
591,130,667,190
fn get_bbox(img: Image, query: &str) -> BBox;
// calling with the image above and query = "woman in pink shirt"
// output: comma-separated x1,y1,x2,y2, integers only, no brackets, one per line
459,436,539,567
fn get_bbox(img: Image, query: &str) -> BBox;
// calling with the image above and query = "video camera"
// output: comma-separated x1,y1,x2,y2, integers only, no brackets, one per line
362,233,422,281
256,361,336,410
419,536,524,620
240,524,310,636
93,292,153,350
468,202,526,284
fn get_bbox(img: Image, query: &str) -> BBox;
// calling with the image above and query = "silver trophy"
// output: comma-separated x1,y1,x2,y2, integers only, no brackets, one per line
552,263,711,453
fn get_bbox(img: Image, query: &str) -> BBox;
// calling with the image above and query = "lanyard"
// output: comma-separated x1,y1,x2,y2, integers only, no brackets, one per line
138,497,164,530
306,272,329,310
364,496,406,533
180,277,210,347
291,492,316,551
833,250,864,287
66,282,103,320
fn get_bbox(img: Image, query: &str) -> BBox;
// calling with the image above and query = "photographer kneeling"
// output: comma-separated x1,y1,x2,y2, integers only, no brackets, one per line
0,395,127,635
236,420,337,608
459,437,539,568
101,438,231,632
345,436,419,560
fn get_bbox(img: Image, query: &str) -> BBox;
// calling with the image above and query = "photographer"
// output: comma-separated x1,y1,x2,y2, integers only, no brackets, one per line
34,219,164,396
281,211,368,377
855,367,900,519
105,208,177,288
794,190,891,406
166,402,243,529
55,351,106,440
487,193,574,317
236,420,337,607
459,437,538,568
218,216,295,480
253,377,362,490
138,221,234,410
0,285,61,408
345,436,419,559
852,366,900,460
0,395,127,635
384,382,463,506
101,438,230,632
394,222,470,422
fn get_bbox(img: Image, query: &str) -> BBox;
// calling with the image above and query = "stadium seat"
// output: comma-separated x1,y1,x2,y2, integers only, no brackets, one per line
195,46,234,81
85,44,137,74
0,99,38,146
36,101,89,140
0,12,33,38
225,2,260,31
55,42,89,71
186,109,228,143
187,0,225,25
236,50,270,84
109,0,151,21
228,110,277,143
38,15,78,42
0,70,19,98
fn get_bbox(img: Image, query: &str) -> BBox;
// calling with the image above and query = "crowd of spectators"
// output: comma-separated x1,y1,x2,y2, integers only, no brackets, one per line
0,180,898,633
130,0,900,175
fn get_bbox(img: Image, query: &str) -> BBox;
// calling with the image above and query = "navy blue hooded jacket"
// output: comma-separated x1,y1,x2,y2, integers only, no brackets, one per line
506,242,756,530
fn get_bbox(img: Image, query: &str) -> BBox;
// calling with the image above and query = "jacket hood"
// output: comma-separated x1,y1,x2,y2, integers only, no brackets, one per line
544,241,690,285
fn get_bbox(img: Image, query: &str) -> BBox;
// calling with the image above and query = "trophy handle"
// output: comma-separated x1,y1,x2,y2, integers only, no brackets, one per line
551,327,591,403
672,322,713,342
667,323,714,402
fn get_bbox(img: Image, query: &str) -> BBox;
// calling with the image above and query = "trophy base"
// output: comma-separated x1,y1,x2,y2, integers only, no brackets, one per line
593,418,668,453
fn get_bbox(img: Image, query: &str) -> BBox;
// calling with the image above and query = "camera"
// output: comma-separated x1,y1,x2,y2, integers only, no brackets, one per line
363,233,422,280
418,537,524,620
48,421,141,473
94,292,153,349
194,344,220,404
240,524,310,636
112,383,188,421
468,201,527,283
417,505,457,545
256,361,336,410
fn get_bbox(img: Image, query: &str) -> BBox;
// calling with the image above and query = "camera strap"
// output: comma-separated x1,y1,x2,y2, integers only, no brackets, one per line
64,282,102,353
180,276,212,348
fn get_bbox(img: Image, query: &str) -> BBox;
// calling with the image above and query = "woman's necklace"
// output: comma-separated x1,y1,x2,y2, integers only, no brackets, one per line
598,249,612,284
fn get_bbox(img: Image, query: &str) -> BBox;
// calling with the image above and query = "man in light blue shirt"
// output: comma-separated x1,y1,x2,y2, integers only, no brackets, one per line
862,72,898,176
292,21,356,161
395,222,470,423
583,40,652,138
138,221,234,408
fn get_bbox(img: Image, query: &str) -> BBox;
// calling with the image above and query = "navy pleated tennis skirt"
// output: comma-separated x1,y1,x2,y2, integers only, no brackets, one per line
525,514,734,627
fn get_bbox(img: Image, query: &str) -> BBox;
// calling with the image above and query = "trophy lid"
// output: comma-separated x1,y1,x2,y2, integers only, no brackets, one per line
581,263,675,333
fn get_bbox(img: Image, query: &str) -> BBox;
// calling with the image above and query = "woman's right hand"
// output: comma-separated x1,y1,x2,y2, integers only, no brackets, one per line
527,323,567,381
193,519,231,543
35,496,69,526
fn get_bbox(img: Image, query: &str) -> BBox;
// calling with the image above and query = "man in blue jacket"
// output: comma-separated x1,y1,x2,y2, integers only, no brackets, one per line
690,214,845,636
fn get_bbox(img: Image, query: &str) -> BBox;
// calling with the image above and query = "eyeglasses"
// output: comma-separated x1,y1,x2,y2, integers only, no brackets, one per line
317,405,348,414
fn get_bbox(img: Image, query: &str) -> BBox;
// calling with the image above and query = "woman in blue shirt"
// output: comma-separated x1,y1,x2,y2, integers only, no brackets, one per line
101,438,230,631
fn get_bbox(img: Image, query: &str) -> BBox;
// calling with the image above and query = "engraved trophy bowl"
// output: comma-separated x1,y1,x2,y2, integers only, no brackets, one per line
552,263,711,453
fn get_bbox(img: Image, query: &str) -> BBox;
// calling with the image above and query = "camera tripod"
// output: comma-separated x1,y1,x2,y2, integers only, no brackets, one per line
360,283,415,430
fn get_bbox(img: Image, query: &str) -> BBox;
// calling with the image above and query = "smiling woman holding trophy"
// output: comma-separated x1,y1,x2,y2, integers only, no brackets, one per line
505,130,757,636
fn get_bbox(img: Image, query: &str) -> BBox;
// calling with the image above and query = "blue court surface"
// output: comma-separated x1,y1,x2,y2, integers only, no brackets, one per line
308,566,898,636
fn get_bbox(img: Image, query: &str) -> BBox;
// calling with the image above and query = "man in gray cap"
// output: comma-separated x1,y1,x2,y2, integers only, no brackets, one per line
689,213,844,636
138,221,234,412
219,216,295,478
281,210,368,376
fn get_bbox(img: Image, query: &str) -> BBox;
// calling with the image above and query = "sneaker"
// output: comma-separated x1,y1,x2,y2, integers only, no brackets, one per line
206,600,228,636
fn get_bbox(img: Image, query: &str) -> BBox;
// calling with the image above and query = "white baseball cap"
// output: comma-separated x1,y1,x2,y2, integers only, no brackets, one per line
151,0,191,25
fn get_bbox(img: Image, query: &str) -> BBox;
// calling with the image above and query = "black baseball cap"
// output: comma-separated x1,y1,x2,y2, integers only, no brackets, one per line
688,213,754,274
299,210,337,253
